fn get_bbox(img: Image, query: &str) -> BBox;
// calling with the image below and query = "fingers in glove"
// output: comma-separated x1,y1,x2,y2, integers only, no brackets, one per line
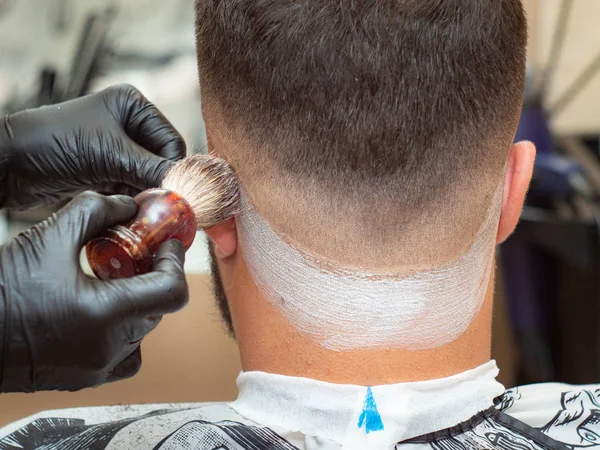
116,138,175,189
128,315,162,345
108,346,142,382
92,239,189,320
104,84,187,161
92,183,142,198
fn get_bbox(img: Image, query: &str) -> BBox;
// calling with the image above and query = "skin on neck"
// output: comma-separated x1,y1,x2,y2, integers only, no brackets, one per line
206,126,535,385
218,246,496,385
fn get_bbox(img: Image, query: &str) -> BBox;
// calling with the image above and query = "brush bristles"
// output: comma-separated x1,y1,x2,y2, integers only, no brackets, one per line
161,154,240,229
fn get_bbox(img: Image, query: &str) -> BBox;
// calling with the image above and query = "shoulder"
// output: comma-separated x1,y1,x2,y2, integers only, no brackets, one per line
0,403,232,448
499,383,600,447
0,403,300,449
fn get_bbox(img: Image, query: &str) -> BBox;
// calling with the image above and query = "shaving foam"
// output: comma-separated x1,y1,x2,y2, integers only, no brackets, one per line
236,184,503,351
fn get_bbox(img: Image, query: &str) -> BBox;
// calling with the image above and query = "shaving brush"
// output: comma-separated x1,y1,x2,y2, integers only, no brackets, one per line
86,154,239,280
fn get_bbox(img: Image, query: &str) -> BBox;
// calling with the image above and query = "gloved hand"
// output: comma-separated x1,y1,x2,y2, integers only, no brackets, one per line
0,84,186,210
0,192,189,393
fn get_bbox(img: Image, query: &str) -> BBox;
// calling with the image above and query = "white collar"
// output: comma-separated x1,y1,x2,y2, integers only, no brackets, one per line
230,361,505,449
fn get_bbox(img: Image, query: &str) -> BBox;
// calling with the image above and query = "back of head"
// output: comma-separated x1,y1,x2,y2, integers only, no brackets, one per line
195,0,527,270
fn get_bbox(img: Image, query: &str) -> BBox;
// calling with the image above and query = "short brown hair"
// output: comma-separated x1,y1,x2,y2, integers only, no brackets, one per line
195,0,527,269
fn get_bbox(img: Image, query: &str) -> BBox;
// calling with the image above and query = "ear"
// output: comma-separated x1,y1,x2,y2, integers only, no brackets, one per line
496,140,536,243
205,217,237,259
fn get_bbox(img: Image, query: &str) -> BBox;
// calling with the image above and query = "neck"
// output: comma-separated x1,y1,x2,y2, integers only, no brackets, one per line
226,251,495,385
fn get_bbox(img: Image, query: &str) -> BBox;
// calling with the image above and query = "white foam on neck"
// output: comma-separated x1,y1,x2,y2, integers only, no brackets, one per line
236,184,503,351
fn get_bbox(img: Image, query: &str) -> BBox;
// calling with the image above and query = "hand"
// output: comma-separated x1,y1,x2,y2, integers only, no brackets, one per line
0,84,186,210
0,192,189,392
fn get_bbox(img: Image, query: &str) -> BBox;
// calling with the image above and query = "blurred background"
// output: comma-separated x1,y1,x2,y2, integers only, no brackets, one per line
0,0,599,426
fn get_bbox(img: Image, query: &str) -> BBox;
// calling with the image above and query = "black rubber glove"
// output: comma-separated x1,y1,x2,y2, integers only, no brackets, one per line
0,192,189,393
0,84,186,210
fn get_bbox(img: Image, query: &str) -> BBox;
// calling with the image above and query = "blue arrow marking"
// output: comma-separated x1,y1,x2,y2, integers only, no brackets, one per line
357,387,384,434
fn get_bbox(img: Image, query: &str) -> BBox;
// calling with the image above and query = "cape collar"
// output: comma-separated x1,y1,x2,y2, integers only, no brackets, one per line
231,360,505,449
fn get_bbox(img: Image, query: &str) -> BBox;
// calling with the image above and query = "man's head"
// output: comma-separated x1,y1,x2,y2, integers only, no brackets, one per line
196,0,534,357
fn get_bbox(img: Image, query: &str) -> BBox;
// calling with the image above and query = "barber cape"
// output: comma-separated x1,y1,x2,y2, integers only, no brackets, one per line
0,361,597,450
